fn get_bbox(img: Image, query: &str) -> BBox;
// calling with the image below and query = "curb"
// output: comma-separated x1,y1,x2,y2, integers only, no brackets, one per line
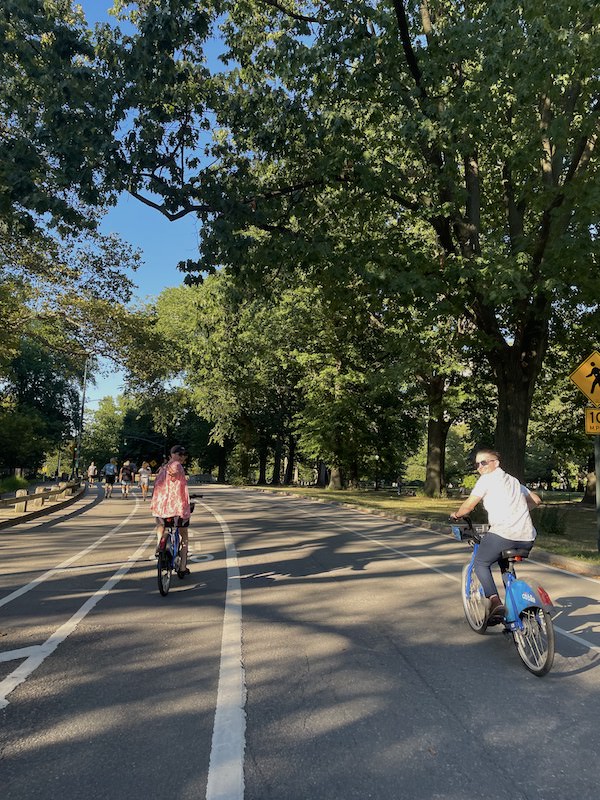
248,486,600,580
0,484,87,530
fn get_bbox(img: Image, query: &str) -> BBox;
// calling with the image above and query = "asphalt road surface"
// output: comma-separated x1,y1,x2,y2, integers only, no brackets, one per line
2,485,600,799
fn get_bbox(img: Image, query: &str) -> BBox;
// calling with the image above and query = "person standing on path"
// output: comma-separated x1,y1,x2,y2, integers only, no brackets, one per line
138,461,152,501
119,460,134,499
87,462,97,484
101,458,118,498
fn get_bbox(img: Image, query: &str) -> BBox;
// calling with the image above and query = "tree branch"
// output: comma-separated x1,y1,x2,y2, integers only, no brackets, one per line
257,0,324,24
392,0,426,97
128,188,212,220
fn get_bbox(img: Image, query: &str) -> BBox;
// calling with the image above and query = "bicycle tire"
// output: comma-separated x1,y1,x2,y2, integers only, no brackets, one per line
462,563,488,634
157,552,172,596
512,606,555,676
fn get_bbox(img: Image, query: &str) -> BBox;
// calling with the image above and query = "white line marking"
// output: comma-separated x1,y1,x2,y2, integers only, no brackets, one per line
203,502,246,800
0,532,154,710
0,645,42,663
288,502,600,655
0,503,140,609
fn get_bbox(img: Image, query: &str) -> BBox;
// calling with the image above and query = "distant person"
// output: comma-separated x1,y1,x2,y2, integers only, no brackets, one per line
151,445,191,579
119,460,134,499
138,461,152,501
87,462,98,484
101,458,118,498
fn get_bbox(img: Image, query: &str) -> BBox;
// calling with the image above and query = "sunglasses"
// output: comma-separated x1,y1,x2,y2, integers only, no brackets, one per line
475,459,496,467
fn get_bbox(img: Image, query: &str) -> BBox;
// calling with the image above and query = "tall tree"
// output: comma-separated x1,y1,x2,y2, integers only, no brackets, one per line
104,1,600,481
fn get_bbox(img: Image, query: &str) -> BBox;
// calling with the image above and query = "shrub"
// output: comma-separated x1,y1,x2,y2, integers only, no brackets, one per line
0,475,29,495
531,505,567,537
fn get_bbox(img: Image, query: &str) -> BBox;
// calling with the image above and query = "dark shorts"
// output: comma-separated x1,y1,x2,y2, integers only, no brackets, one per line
105,475,115,485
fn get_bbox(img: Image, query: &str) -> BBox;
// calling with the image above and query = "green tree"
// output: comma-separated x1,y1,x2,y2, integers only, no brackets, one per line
104,1,599,482
0,336,81,472
1,0,117,233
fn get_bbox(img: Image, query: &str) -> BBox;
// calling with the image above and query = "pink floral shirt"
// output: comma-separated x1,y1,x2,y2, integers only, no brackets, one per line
150,460,190,520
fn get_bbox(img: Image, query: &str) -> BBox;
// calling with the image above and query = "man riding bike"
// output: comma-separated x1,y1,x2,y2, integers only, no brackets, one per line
451,449,541,622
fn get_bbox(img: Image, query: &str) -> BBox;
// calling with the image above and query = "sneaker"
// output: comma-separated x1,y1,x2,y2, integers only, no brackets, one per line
177,568,191,579
486,595,505,624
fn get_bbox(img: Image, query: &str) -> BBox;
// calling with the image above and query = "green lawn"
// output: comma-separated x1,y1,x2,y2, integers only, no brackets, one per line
250,485,600,562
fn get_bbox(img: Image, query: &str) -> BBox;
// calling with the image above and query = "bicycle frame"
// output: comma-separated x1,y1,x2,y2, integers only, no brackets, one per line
462,538,545,632
164,523,181,572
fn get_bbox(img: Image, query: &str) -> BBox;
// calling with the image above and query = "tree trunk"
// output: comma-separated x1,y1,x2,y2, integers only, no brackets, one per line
257,441,268,485
581,454,596,505
315,460,328,487
328,466,343,490
424,375,452,497
217,446,227,483
492,356,541,481
271,436,282,485
239,446,251,483
348,458,359,489
424,416,451,496
283,436,296,485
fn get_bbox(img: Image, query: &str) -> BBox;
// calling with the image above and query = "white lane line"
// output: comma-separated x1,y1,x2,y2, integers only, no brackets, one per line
290,504,600,656
0,532,154,710
202,502,246,800
0,645,42,663
0,502,140,609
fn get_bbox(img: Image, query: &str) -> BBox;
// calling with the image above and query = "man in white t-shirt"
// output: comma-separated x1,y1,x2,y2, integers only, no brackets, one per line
451,449,542,620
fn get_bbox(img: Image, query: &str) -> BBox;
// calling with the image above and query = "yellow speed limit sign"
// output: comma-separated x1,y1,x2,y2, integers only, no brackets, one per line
585,407,600,435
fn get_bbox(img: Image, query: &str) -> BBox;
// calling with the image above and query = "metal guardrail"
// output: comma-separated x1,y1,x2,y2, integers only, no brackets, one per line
0,481,83,514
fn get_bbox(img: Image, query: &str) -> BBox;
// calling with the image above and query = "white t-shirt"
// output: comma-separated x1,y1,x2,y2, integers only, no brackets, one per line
470,468,536,542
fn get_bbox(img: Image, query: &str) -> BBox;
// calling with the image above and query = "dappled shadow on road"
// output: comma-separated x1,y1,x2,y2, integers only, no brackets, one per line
547,595,600,677
3,486,600,799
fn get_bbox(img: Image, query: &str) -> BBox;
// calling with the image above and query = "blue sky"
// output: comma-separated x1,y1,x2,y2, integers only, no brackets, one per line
79,2,212,402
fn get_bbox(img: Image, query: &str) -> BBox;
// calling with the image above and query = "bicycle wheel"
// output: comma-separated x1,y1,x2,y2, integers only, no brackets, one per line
157,552,172,596
512,606,555,676
461,563,488,634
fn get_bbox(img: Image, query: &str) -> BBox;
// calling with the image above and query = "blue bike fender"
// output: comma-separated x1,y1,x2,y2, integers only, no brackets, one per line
506,579,540,617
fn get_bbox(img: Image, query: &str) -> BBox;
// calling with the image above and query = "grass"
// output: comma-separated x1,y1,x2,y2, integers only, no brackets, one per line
250,485,600,563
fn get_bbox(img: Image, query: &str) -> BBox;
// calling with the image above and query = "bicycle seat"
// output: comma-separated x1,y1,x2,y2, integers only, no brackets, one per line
501,548,531,560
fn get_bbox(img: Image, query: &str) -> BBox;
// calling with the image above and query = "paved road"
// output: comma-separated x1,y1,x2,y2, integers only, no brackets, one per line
2,486,600,799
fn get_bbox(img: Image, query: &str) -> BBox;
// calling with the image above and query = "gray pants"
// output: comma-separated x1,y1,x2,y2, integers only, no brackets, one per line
474,532,533,597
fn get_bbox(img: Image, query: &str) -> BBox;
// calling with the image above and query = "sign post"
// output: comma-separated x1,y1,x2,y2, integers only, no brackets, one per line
569,351,600,551
597,437,600,553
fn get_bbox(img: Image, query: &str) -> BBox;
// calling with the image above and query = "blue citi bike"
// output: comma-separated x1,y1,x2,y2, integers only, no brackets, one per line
157,502,195,596
452,517,555,676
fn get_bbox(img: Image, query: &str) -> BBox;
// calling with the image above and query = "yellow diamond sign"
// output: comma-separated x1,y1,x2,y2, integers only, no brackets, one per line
570,351,600,406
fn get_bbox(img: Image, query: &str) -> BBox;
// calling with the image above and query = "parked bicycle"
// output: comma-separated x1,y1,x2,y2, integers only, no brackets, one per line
157,502,195,596
452,516,555,676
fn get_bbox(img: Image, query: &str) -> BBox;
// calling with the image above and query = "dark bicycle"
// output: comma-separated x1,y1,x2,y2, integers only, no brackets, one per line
157,502,195,596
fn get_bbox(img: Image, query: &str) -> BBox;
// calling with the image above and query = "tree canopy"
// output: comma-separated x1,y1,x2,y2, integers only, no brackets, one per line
97,0,599,479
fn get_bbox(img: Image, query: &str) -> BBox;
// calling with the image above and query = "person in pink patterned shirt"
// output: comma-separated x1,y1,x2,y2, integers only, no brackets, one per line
151,445,192,578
